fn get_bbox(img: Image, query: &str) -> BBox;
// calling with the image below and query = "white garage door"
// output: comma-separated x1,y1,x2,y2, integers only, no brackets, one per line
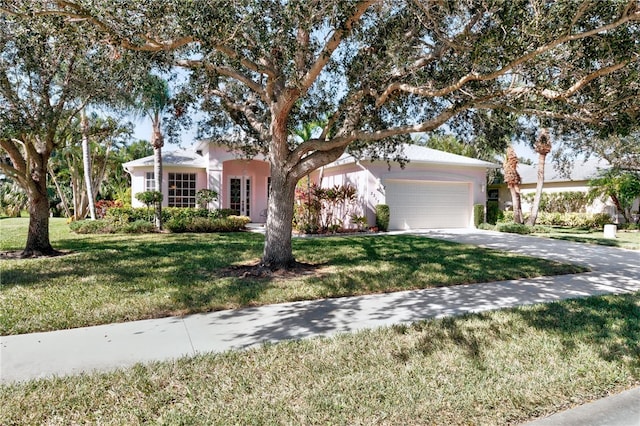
386,180,471,229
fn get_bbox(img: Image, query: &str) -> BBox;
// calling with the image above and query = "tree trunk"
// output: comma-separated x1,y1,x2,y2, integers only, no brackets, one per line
509,185,524,224
81,109,96,220
262,168,297,269
527,153,547,226
48,163,72,218
152,120,163,230
23,173,55,256
609,193,629,222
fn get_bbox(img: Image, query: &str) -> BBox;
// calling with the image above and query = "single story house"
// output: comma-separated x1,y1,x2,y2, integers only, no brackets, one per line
489,157,633,220
123,141,497,230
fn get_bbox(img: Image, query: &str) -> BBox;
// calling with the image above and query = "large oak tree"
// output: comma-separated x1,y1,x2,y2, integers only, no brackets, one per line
0,8,145,255
4,0,639,266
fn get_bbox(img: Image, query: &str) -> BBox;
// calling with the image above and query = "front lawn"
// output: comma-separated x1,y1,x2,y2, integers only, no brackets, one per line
0,218,584,335
2,292,638,425
535,228,640,250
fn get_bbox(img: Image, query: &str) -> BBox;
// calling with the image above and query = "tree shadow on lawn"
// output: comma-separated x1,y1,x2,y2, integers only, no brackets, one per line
515,294,640,367
1,232,266,289
293,235,585,296
387,293,640,376
1,233,588,331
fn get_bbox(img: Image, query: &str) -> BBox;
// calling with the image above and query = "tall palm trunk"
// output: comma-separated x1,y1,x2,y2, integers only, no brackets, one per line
527,129,552,226
151,115,163,230
81,108,96,220
504,146,523,224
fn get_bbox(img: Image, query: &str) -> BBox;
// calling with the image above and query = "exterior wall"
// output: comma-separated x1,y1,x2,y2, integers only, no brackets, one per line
310,162,378,227
129,167,207,208
494,181,619,218
312,160,488,228
220,159,270,222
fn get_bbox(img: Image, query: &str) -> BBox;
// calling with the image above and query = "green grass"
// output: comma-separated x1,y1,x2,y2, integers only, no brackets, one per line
535,227,640,250
0,218,585,335
2,292,638,425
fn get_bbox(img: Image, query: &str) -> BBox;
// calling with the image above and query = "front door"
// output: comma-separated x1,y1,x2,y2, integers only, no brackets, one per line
229,177,251,217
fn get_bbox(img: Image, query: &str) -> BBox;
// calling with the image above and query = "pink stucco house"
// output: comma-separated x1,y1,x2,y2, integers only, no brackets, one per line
123,141,497,229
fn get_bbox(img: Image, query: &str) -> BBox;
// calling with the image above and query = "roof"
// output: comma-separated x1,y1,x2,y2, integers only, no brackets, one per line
122,149,208,171
329,143,499,169
518,157,609,184
122,142,498,172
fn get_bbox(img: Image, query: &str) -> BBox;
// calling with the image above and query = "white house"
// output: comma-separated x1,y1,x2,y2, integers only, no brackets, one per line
123,141,498,230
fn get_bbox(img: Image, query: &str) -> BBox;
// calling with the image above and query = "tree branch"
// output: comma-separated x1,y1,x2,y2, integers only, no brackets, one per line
20,1,196,52
376,5,640,106
288,101,465,173
176,59,268,103
211,89,271,141
298,0,376,95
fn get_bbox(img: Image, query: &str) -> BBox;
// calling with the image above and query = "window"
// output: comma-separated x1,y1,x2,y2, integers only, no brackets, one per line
168,173,196,207
145,172,155,192
488,188,499,201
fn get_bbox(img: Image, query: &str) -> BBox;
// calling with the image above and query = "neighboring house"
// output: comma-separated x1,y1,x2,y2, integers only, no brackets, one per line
123,141,497,229
490,157,625,219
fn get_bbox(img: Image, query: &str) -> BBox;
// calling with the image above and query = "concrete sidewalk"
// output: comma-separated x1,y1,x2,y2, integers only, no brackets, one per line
1,229,639,423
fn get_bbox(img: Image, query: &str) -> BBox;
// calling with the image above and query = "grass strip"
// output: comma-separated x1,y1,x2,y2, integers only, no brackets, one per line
1,218,585,335
2,292,638,425
535,228,640,250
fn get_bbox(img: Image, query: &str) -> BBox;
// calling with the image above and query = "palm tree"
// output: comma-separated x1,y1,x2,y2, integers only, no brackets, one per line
132,75,171,230
503,145,523,224
527,129,552,226
80,108,97,220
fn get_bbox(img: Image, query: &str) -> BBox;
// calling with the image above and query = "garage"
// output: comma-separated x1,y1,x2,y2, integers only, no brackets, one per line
385,180,471,229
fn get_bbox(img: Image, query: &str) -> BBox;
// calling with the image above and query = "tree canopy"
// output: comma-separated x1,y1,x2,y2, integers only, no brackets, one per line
0,7,147,254
2,0,639,265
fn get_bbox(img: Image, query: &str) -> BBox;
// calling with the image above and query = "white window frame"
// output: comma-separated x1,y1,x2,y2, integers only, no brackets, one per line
168,172,197,207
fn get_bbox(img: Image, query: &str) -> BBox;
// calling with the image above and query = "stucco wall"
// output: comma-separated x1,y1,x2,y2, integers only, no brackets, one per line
496,180,618,217
130,167,208,208
312,160,488,228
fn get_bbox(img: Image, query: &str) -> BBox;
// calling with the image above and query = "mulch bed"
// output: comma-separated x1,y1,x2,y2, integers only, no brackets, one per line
218,261,324,279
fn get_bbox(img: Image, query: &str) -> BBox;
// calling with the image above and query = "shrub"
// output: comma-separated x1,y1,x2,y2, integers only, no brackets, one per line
486,201,500,224
350,214,368,231
196,189,218,209
496,222,532,234
473,204,485,227
165,215,250,233
75,207,252,234
69,219,115,234
522,191,589,213
121,220,156,234
375,204,390,232
477,223,496,231
534,212,611,229
135,191,163,206
105,207,151,224
216,208,238,218
94,200,123,219
498,210,515,223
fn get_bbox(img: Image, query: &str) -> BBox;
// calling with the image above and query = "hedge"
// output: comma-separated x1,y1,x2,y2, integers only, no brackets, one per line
499,211,611,229
473,204,485,227
165,215,251,233
375,204,390,231
71,207,249,234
